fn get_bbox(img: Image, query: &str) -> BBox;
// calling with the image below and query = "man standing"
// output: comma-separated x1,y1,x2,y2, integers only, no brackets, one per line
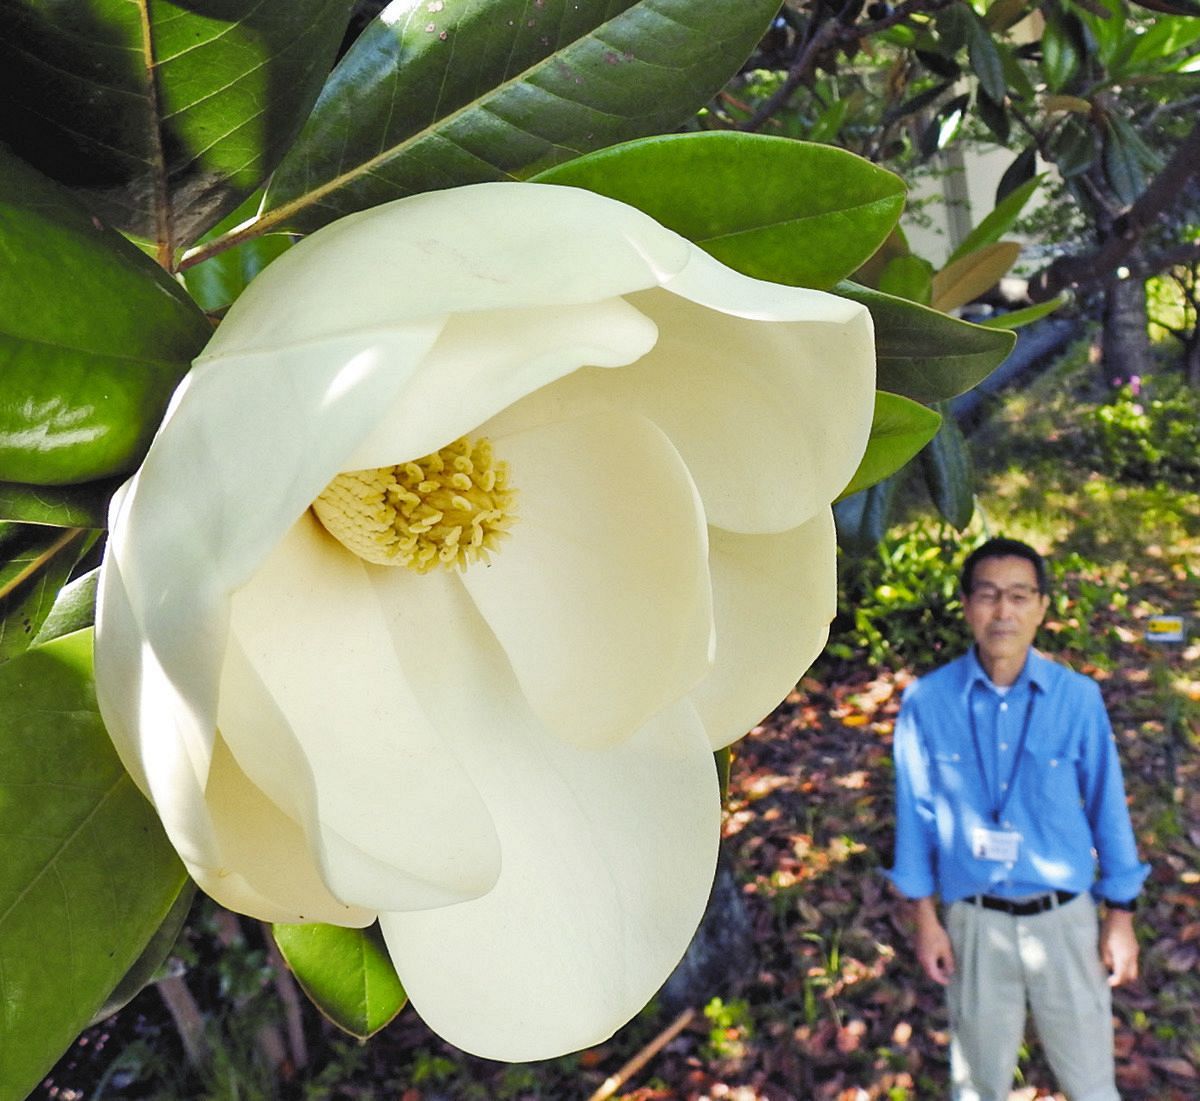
889,537,1148,1101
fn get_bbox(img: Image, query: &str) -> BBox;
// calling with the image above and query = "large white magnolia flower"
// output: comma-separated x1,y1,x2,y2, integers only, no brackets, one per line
95,182,874,1061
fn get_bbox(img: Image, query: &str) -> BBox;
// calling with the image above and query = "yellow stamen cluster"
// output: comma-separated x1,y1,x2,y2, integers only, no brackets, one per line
312,436,517,572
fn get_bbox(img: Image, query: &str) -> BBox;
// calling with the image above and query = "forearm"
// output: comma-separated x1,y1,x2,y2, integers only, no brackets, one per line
1083,695,1149,899
910,895,942,931
1100,906,1139,987
907,895,955,986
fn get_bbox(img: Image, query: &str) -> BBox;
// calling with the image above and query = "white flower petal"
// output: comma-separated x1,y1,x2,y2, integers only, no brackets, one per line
574,276,874,534
345,298,659,470
689,510,838,750
194,735,376,927
224,513,501,912
98,326,445,792
460,409,713,747
199,183,692,362
374,574,720,1061
94,514,158,799
96,539,223,873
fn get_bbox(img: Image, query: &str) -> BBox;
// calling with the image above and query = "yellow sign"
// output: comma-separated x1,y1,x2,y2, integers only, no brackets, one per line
1146,615,1185,644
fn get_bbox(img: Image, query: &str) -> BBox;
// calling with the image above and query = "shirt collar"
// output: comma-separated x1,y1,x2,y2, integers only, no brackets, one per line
962,646,1049,701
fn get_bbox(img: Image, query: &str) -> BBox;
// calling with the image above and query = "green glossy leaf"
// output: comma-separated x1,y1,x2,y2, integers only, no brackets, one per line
1102,119,1145,206
1072,0,1123,66
91,882,196,1025
879,24,918,48
877,255,934,305
0,148,211,486
258,0,780,234
915,48,963,80
976,88,1011,144
836,282,1016,403
920,404,975,529
0,0,355,250
1050,116,1096,179
533,133,906,290
1127,15,1200,71
1110,114,1162,174
1000,45,1037,103
853,225,912,290
949,176,1043,265
965,7,1007,103
890,79,954,123
834,476,899,554
274,922,407,1039
0,481,115,529
936,4,971,52
997,145,1037,204
33,569,101,648
0,525,96,665
808,97,850,144
980,295,1068,329
0,631,188,1101
920,93,970,158
839,393,941,500
1041,9,1081,92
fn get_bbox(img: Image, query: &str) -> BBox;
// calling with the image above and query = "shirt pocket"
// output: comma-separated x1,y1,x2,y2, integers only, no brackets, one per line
929,749,967,795
1024,744,1082,804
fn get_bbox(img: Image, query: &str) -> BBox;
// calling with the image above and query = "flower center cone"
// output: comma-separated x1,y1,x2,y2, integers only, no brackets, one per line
313,435,517,572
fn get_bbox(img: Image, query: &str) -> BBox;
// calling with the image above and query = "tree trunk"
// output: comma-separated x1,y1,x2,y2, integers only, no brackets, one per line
658,844,755,1014
1101,273,1153,383
1185,332,1200,387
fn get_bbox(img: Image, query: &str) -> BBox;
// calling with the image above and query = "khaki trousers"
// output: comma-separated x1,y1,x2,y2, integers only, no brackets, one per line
945,893,1120,1101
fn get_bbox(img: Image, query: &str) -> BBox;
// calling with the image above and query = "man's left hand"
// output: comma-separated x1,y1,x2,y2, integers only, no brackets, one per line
1100,907,1139,987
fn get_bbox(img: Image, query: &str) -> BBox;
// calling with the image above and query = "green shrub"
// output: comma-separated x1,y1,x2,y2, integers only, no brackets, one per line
1041,551,1130,670
1088,374,1200,489
826,524,980,672
828,526,1133,676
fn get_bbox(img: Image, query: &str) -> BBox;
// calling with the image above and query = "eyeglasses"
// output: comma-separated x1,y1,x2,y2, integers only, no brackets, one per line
967,583,1043,608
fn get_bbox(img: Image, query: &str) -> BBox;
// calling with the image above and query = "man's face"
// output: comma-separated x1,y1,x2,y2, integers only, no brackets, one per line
962,555,1049,669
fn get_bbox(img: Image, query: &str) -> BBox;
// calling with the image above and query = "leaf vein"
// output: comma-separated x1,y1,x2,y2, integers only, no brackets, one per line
0,775,128,934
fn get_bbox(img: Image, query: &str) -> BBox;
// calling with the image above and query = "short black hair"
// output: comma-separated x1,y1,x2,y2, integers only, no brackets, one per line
960,537,1048,595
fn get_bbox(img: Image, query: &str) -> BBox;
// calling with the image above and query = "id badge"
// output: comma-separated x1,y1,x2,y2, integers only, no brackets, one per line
971,826,1021,863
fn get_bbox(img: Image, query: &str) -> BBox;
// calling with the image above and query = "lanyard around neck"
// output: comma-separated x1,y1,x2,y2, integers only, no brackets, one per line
967,682,1037,825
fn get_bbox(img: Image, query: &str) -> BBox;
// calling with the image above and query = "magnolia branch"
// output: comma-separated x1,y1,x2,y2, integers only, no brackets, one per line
1130,239,1200,280
737,0,958,134
1030,117,1200,301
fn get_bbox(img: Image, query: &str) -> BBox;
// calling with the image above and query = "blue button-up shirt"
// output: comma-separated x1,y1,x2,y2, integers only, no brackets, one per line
889,647,1149,904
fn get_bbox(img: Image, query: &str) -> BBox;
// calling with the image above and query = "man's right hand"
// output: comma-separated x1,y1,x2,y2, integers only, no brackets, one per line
911,896,956,986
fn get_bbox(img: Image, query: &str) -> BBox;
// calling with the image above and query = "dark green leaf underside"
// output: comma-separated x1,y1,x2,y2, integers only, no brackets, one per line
837,282,1016,403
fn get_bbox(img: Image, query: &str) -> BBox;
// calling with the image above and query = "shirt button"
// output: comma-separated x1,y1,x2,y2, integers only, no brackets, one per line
1000,742,1009,751
1000,782,1008,790
1000,702,1008,712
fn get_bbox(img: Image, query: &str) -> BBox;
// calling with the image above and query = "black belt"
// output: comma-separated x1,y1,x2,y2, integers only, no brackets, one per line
969,890,1077,916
